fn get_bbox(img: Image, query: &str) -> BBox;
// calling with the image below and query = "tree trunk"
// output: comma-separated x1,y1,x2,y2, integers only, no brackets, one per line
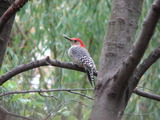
0,0,15,68
89,0,143,120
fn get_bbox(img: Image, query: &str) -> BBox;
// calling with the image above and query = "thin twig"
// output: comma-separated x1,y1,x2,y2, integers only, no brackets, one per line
44,99,92,120
38,92,58,100
0,88,94,97
68,91,93,100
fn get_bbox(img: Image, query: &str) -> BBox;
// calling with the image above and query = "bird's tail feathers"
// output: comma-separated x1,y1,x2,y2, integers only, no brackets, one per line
86,69,95,87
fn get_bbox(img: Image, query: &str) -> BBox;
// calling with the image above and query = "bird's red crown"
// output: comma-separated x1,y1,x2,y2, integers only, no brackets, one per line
70,38,85,47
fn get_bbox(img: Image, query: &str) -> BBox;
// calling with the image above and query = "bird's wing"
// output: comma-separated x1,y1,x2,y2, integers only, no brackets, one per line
70,47,96,70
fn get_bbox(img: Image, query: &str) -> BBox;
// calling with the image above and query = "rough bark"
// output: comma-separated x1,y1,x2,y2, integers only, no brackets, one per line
0,0,15,68
89,0,143,120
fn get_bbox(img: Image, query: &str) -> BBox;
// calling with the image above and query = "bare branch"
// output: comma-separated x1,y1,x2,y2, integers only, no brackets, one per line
68,91,93,100
46,56,86,73
134,88,160,101
44,99,92,120
1,52,159,102
0,57,49,85
0,105,34,120
0,105,7,120
38,92,58,100
0,0,29,33
0,56,97,85
129,46,160,91
7,112,34,120
114,0,160,91
0,88,94,97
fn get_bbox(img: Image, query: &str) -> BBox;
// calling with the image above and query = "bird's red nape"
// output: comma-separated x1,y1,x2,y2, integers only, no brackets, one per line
71,38,85,47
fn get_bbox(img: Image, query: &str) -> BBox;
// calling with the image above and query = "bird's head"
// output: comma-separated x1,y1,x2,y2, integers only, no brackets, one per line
64,36,85,47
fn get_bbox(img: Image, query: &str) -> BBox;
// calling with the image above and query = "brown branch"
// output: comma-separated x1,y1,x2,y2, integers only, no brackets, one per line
0,1,15,68
1,54,160,102
0,105,34,120
7,112,34,120
38,90,94,100
134,88,160,101
0,88,94,97
0,57,49,85
129,46,160,92
0,0,29,33
68,91,93,100
114,0,160,92
46,56,86,73
38,92,58,100
0,105,7,120
0,56,97,85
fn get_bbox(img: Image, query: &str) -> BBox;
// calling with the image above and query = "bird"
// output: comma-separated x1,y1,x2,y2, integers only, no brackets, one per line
64,36,97,86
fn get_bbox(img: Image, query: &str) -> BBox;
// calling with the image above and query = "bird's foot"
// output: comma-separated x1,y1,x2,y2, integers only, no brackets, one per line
71,62,79,67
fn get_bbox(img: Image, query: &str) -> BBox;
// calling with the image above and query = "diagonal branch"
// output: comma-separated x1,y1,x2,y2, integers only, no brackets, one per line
0,105,34,120
129,46,160,92
0,0,29,33
0,105,7,120
134,88,160,101
114,0,160,92
0,57,49,85
68,91,93,100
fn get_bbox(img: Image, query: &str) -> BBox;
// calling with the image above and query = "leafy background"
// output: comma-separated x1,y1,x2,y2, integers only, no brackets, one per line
0,0,160,120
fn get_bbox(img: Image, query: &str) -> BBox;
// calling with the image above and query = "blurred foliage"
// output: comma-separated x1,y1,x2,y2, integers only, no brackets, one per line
0,0,160,120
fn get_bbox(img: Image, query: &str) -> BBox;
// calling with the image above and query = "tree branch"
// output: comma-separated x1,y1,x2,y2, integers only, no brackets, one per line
134,88,160,101
68,91,93,100
0,0,29,33
0,105,7,120
0,56,97,85
1,55,160,101
129,46,160,92
0,0,15,68
114,0,160,92
0,105,34,120
0,88,94,97
0,57,49,85
38,92,58,100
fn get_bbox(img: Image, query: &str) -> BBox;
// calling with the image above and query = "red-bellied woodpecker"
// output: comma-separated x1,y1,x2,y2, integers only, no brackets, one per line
64,36,97,86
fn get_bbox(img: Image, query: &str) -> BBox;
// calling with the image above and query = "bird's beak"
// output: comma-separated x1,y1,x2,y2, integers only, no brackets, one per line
64,36,72,41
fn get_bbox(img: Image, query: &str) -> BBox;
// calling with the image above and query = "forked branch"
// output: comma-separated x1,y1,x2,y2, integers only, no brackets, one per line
114,0,160,92
130,46,160,92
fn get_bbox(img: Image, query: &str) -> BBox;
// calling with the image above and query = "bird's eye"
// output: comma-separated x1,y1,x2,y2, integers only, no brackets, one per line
74,40,77,42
